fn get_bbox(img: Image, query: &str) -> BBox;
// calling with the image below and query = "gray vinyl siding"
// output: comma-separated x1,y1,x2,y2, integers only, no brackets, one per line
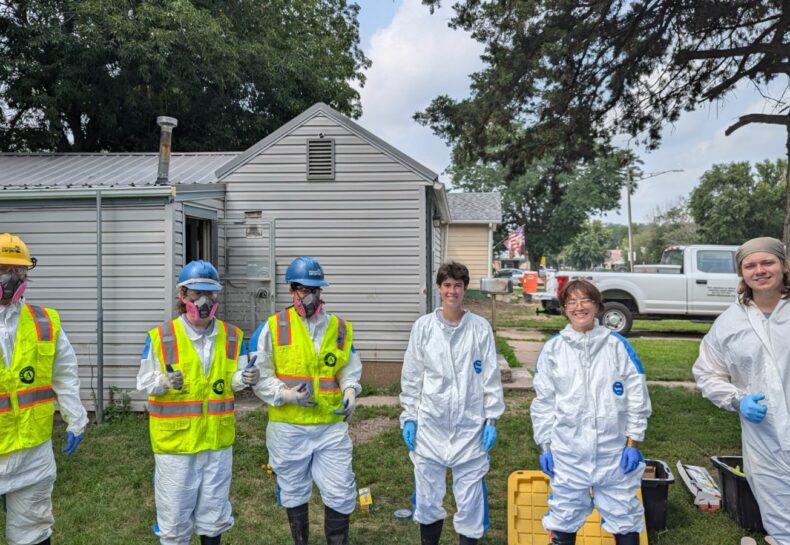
222,113,429,362
1,202,169,410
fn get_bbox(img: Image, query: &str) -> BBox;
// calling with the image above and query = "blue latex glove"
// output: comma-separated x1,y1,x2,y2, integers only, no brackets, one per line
402,420,416,451
739,393,767,423
63,432,83,456
482,424,497,452
620,446,642,474
539,451,555,478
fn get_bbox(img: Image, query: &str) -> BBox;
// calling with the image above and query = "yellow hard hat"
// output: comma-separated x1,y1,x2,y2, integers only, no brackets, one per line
0,233,35,267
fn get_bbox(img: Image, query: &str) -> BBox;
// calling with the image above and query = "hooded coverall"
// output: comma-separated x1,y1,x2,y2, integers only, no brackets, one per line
251,307,362,514
693,300,790,544
531,323,651,535
399,309,505,539
137,315,249,545
0,302,88,545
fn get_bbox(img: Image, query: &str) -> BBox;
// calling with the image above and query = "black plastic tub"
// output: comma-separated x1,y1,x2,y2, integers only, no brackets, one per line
710,455,765,533
641,459,674,531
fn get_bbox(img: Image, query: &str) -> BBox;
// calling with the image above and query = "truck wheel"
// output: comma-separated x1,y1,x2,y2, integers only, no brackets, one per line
601,302,633,335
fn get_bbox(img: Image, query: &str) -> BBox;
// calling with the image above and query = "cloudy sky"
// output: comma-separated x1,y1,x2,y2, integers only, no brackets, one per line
353,0,787,225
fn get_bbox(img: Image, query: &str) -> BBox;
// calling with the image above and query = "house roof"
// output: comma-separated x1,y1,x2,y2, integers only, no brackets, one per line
0,152,238,190
448,192,502,224
215,102,439,183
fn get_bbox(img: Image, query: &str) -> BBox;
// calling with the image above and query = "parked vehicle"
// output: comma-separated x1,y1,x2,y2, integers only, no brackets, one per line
495,268,526,280
534,245,739,335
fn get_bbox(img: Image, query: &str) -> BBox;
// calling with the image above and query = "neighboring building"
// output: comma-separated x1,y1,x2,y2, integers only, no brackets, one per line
0,102,449,410
604,248,627,270
445,192,502,289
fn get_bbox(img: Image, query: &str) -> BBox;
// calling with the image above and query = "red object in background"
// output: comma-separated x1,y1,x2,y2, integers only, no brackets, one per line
555,275,569,296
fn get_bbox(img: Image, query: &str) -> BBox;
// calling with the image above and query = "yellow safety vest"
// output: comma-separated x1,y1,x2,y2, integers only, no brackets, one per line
146,318,242,455
0,305,59,455
267,307,353,425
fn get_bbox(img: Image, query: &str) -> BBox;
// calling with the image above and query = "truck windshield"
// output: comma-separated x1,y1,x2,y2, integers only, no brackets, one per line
660,249,684,266
696,250,735,274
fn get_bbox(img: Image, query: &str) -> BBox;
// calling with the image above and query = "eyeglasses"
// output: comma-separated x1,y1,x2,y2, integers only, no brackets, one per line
0,266,27,276
564,298,594,308
294,286,321,296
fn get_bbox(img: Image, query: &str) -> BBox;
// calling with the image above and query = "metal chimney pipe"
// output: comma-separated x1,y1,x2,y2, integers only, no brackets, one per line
155,116,178,185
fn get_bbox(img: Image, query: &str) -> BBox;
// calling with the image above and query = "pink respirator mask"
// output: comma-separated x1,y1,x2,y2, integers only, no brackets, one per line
0,271,27,304
293,291,324,318
185,294,218,321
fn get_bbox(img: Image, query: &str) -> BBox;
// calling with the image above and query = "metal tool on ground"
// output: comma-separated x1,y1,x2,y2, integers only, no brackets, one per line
676,461,721,511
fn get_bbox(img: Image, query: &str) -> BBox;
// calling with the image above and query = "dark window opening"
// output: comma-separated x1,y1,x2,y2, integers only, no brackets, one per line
185,216,214,263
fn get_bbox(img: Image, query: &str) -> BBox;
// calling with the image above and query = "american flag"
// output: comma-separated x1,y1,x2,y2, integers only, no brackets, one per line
505,226,525,257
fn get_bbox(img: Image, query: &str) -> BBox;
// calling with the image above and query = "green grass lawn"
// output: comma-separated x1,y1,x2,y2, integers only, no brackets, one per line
496,335,522,368
498,315,712,336
631,338,701,382
0,386,765,544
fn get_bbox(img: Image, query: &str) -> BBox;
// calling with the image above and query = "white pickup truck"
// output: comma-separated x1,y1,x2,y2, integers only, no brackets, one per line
535,245,739,335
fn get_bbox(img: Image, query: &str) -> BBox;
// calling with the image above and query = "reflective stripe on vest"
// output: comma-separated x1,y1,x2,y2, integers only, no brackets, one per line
277,309,292,346
336,318,347,352
222,322,240,360
27,305,53,342
276,374,340,392
0,394,11,413
207,398,235,415
17,386,55,409
157,321,179,365
148,400,203,418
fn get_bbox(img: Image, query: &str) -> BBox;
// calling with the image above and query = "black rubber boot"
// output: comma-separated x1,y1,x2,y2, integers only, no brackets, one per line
199,535,221,545
459,534,478,544
420,519,444,545
324,505,350,545
36,539,51,545
551,530,577,544
614,532,639,545
286,503,310,545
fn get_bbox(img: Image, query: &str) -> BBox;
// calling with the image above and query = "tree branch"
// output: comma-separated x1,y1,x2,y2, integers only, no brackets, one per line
679,43,790,61
725,113,790,136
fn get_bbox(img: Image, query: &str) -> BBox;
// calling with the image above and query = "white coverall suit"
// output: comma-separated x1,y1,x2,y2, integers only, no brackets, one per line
400,310,505,539
0,301,88,545
693,300,790,544
137,315,250,545
531,324,651,535
251,308,362,514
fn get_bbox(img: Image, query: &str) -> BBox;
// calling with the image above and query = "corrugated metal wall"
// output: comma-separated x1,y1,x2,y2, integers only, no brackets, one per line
1,200,170,409
222,113,431,363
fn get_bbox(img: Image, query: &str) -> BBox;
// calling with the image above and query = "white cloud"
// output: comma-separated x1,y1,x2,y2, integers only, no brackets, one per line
355,0,485,180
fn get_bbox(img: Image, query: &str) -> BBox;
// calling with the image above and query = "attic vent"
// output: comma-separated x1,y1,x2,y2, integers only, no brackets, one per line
307,138,335,180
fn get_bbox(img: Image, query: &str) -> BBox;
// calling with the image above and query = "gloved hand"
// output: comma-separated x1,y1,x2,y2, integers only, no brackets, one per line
620,446,643,474
159,370,183,390
739,393,767,423
280,383,317,407
482,424,497,452
242,366,260,386
332,388,357,421
539,451,555,478
402,420,416,451
63,431,83,456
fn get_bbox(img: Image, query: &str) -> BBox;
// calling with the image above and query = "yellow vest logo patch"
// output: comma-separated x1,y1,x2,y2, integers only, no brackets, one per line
212,379,225,395
19,366,35,384
324,353,337,367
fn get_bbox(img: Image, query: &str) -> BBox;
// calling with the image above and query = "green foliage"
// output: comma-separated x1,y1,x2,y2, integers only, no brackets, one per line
632,199,699,264
103,385,133,423
0,0,370,152
559,220,612,270
689,160,786,244
495,335,520,368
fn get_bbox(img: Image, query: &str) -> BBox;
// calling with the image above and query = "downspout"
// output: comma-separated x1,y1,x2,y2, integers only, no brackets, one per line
443,223,449,262
488,223,494,277
95,189,104,424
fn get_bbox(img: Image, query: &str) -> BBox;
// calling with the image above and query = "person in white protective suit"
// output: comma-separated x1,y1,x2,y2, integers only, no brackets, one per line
250,256,361,545
137,260,258,545
0,233,88,545
531,279,651,545
400,261,505,545
693,237,790,545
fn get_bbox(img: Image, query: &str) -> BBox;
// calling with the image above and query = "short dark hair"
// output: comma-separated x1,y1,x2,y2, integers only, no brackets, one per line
436,261,470,288
558,279,603,311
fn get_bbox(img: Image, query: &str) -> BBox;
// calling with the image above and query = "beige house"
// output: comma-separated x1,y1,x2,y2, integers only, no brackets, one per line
444,192,503,289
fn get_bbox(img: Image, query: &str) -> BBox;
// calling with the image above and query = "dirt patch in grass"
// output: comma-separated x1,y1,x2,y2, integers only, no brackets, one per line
350,415,398,443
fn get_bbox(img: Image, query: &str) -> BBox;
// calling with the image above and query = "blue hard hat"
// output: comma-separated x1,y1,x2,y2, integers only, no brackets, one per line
177,260,222,292
285,256,329,287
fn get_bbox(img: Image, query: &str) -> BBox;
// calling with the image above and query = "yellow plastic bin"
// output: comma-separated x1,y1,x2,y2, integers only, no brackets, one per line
521,273,539,294
507,470,649,545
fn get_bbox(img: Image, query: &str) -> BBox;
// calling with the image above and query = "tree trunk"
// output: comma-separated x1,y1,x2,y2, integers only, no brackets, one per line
785,122,790,251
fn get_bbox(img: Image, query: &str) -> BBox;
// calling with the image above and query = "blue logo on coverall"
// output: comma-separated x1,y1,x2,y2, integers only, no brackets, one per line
473,360,482,374
612,381,624,396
